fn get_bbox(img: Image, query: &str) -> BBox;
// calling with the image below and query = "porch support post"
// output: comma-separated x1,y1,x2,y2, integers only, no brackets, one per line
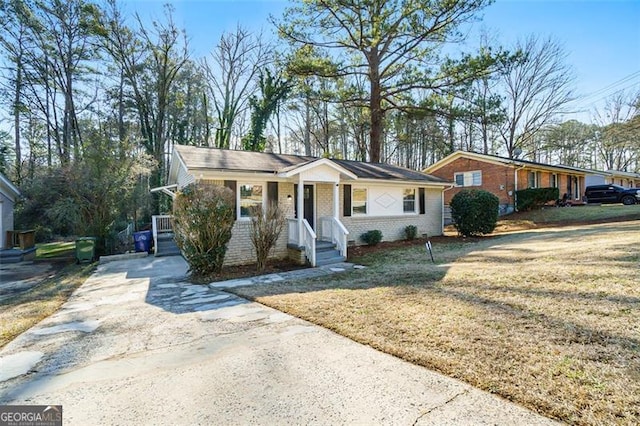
297,175,304,244
333,182,339,219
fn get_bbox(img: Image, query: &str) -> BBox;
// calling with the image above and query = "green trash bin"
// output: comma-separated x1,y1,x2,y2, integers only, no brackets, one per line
76,237,97,263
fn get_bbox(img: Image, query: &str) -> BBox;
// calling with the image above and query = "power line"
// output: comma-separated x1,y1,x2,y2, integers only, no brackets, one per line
574,70,640,104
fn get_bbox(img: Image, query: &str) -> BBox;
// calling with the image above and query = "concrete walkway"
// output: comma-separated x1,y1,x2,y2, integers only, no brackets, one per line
0,256,557,425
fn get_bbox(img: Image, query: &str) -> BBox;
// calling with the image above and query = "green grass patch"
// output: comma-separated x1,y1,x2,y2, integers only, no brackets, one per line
36,241,75,259
505,203,640,225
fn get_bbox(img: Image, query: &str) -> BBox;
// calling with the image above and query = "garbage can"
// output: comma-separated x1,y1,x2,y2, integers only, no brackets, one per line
76,237,97,263
133,230,153,253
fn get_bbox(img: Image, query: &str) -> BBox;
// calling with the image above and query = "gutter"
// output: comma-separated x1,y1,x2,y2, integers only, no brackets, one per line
513,164,527,212
442,183,455,231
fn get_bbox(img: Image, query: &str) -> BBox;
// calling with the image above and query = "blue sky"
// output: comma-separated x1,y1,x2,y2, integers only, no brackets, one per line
114,1,640,121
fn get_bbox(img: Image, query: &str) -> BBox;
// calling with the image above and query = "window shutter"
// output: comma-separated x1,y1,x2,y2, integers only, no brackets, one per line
224,180,237,220
267,181,278,209
419,188,426,215
343,184,352,217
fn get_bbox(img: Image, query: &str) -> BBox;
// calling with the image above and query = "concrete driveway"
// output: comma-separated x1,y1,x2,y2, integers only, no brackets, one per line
0,256,556,425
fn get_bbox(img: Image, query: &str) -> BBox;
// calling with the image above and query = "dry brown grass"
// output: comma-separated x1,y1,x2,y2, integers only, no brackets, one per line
231,221,640,425
0,263,94,348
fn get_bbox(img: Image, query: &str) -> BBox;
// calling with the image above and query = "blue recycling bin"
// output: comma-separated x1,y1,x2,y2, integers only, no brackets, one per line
133,230,153,253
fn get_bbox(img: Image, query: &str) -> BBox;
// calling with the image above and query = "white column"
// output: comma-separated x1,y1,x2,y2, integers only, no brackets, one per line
297,175,304,244
333,182,339,219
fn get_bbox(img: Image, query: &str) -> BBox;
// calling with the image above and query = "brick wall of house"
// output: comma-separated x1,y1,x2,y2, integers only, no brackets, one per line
429,158,515,207
188,179,443,266
430,157,588,213
517,170,585,201
316,183,334,220
220,181,295,267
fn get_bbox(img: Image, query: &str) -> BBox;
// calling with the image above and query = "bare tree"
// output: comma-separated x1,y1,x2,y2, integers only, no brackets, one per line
99,1,189,215
593,91,640,171
497,36,575,158
202,26,272,149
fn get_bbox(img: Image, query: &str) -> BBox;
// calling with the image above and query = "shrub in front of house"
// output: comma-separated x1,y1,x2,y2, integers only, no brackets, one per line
450,189,499,237
249,202,286,272
361,230,383,245
516,187,560,211
173,183,235,277
404,225,417,240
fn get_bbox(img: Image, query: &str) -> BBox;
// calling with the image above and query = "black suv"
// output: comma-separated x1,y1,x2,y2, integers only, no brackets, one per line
584,184,640,205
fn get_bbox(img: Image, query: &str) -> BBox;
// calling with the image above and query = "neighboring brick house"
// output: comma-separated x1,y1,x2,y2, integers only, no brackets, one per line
605,170,640,188
584,169,640,188
423,151,587,215
155,145,450,267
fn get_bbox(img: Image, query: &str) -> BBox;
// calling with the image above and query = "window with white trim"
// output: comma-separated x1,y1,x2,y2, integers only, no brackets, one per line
550,173,558,188
352,188,367,215
454,171,482,187
403,188,416,213
527,171,542,188
239,184,263,218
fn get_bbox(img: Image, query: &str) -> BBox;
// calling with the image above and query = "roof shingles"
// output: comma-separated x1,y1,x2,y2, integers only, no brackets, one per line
174,145,447,183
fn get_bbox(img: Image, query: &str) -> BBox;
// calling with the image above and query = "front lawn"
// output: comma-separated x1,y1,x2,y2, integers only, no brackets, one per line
0,263,94,348
231,221,640,425
501,203,640,226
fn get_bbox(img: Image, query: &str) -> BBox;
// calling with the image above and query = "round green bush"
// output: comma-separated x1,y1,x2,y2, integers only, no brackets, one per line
361,230,383,245
450,189,499,237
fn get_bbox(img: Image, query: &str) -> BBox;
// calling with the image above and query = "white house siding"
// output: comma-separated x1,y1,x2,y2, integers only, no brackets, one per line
299,164,341,183
1,191,15,249
424,188,443,235
177,164,196,188
339,184,443,244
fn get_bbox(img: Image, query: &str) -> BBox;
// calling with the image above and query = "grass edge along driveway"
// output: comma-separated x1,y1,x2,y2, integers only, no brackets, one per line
231,221,640,425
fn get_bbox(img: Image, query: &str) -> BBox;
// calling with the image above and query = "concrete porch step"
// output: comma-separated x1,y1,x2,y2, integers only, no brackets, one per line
155,232,181,257
315,241,346,266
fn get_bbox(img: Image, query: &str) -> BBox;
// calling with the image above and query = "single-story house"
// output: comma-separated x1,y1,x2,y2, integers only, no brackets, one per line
423,151,588,215
569,168,640,189
0,172,21,250
156,145,450,267
597,170,640,188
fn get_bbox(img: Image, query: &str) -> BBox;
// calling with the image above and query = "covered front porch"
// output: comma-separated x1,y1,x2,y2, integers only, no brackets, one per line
278,159,357,267
285,182,349,267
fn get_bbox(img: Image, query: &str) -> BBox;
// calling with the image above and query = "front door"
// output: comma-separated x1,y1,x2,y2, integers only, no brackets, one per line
294,184,315,230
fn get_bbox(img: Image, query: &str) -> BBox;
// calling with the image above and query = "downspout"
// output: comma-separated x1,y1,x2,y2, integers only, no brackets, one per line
442,184,455,232
513,164,526,212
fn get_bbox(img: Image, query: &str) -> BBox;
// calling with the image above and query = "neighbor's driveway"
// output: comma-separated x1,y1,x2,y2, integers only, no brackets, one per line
0,256,556,425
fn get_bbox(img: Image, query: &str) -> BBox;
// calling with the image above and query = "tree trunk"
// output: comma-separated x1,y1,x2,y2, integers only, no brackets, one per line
13,55,22,183
369,83,382,162
304,93,311,156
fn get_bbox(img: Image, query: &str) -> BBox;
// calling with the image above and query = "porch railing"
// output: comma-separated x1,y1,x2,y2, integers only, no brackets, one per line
152,215,173,253
288,218,317,266
301,219,316,267
320,216,349,258
287,218,299,246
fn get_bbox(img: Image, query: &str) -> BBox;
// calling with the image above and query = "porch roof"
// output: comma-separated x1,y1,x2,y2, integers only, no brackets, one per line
173,145,448,184
0,172,21,201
